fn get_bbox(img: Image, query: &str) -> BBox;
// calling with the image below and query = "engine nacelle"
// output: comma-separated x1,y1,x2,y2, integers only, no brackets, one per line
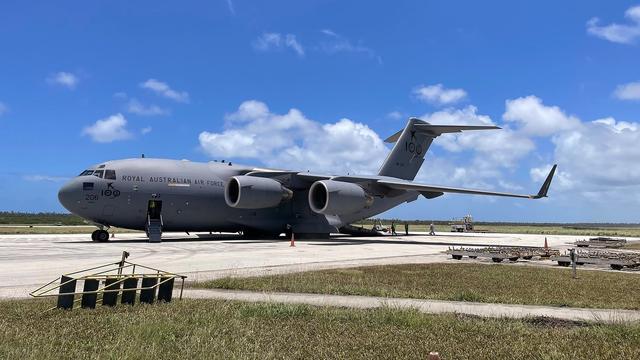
225,176,293,209
308,180,373,215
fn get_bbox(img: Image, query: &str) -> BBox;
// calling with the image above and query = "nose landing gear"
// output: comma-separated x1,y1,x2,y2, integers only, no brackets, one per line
91,229,110,242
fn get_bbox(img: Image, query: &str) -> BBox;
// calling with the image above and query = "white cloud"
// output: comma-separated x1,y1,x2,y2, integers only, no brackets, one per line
82,114,132,143
226,100,270,122
226,0,235,15
140,79,190,103
503,95,580,136
613,81,640,101
318,29,379,62
413,84,467,106
47,71,79,89
253,33,305,57
0,102,8,116
199,100,387,174
551,117,640,188
127,99,170,116
421,106,535,169
141,126,152,135
387,111,403,120
587,5,640,44
23,175,70,182
530,164,573,191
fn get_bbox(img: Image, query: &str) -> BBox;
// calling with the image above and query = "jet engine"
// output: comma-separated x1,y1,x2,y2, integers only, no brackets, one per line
225,176,293,209
308,180,373,215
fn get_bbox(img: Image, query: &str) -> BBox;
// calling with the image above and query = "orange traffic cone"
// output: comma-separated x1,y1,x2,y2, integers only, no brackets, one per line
290,232,295,247
544,237,548,250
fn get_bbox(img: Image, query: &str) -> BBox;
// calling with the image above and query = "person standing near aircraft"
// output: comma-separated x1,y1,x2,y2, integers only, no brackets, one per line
391,221,397,236
429,223,436,236
404,222,409,235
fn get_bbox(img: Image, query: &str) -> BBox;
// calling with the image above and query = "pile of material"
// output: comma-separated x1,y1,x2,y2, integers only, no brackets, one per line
574,237,627,248
551,249,640,270
446,246,560,263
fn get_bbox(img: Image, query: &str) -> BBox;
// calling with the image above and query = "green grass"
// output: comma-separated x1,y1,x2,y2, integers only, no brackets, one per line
200,263,640,310
0,226,140,235
358,222,640,237
1,299,639,359
0,212,85,225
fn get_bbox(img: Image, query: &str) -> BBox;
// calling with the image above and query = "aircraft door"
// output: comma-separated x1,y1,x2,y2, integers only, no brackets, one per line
147,200,163,220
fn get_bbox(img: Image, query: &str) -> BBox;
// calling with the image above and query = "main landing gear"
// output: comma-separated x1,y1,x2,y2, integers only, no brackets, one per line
91,229,110,242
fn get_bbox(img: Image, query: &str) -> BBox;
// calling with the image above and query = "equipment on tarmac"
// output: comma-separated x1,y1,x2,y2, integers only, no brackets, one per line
30,252,187,311
450,215,474,232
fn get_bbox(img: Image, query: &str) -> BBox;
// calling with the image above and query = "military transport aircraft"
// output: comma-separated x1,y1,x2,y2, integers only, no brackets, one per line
58,118,556,242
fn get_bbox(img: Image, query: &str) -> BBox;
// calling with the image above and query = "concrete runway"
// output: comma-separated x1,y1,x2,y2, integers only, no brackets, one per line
0,230,618,299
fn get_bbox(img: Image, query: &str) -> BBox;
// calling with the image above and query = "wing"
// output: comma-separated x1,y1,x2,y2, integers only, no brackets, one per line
379,164,557,200
244,164,557,200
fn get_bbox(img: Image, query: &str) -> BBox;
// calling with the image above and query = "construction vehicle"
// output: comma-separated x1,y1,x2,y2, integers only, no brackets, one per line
450,215,474,232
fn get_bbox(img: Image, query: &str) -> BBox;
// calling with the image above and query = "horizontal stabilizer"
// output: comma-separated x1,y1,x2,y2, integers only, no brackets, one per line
384,118,500,143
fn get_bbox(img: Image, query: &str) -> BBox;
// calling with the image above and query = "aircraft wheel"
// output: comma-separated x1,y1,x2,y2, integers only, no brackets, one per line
95,230,110,242
91,230,100,241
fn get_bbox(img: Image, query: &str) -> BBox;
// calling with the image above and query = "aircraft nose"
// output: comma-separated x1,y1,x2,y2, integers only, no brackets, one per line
58,180,80,213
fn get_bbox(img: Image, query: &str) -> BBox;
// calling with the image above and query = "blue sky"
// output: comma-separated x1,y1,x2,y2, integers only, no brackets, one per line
1,1,640,222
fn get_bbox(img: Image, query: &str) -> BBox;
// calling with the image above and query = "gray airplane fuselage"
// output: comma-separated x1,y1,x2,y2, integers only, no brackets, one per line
58,118,555,240
58,158,417,235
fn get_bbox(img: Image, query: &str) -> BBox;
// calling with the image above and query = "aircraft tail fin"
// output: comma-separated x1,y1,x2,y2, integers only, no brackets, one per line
378,118,500,180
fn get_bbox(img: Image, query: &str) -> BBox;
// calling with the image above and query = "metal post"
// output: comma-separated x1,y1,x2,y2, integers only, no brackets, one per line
118,251,130,275
570,248,577,279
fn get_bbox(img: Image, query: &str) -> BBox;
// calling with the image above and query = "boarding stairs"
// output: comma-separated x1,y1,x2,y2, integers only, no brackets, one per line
146,215,163,243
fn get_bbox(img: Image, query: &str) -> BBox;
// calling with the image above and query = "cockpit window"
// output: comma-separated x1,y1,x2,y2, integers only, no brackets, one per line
104,170,116,180
79,170,94,176
93,170,104,178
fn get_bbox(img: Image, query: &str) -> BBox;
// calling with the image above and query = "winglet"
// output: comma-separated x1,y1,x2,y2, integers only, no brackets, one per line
531,164,557,199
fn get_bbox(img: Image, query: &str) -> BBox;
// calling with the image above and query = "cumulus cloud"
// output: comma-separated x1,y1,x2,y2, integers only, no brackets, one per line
613,81,640,101
127,99,170,116
421,106,535,169
140,79,190,103
47,71,79,89
0,102,8,116
503,95,580,136
199,101,387,174
413,84,467,106
587,5,640,44
552,117,640,188
198,97,640,206
253,33,305,57
82,114,132,143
